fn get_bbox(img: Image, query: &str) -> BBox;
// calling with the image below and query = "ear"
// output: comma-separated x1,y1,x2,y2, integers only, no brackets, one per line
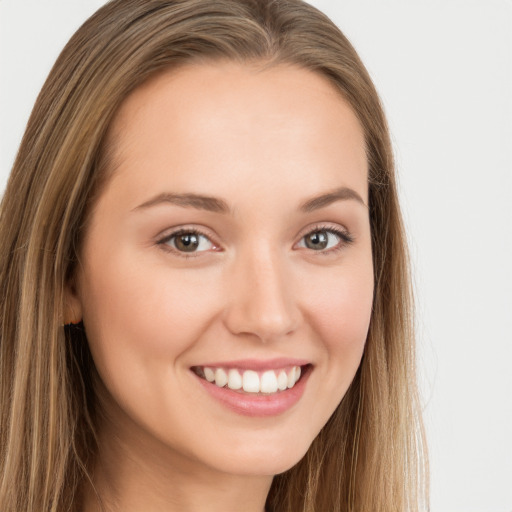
63,278,83,326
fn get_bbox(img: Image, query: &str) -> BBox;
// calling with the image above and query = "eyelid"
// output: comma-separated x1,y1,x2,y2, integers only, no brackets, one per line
156,226,221,258
155,222,354,258
294,223,354,254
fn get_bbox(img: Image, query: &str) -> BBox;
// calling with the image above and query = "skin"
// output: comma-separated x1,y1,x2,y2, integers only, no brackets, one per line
67,61,374,512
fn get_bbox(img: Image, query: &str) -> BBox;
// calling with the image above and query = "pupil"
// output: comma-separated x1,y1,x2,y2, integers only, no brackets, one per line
176,234,199,252
306,231,328,250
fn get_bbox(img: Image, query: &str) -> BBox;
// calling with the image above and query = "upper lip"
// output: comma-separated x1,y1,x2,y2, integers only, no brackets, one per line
192,358,310,370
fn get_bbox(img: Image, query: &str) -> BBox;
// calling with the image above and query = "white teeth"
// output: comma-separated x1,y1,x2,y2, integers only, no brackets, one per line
260,370,278,393
243,370,260,393
201,365,304,394
287,367,296,388
214,368,228,388
227,368,242,390
204,367,215,382
277,370,288,390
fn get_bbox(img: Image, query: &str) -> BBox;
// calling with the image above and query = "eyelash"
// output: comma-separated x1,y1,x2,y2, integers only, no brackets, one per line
156,224,354,258
157,228,217,259
302,224,354,256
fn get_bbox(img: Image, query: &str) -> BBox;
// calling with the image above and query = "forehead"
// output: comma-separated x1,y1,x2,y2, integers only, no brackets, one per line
102,61,368,206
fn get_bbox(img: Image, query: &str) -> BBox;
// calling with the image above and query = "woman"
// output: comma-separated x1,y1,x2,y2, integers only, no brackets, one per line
0,0,428,511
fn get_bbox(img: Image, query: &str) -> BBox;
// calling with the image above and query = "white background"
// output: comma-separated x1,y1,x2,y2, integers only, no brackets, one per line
1,1,511,511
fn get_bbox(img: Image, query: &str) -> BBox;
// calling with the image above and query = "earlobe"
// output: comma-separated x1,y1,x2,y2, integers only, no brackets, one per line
63,280,83,326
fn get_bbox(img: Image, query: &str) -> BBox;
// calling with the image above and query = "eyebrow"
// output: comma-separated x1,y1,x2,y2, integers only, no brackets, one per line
134,193,230,213
133,186,366,214
299,186,367,212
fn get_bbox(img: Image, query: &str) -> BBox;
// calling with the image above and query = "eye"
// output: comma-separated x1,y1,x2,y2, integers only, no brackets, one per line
296,226,353,253
159,229,216,254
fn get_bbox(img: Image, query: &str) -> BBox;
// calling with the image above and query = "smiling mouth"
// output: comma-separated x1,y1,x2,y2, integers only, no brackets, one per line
191,364,310,395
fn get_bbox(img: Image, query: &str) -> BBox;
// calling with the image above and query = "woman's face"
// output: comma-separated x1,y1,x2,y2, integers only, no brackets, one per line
69,62,374,477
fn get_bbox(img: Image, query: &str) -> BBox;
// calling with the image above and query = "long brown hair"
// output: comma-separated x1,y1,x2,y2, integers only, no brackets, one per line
0,1,428,510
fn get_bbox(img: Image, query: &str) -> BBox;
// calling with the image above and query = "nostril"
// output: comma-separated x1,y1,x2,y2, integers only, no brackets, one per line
224,310,300,343
222,264,301,341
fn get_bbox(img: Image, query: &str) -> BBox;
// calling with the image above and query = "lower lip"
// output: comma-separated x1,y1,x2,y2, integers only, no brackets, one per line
193,366,311,417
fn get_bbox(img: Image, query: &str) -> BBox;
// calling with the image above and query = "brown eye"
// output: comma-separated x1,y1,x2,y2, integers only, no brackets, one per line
174,233,200,252
163,230,215,253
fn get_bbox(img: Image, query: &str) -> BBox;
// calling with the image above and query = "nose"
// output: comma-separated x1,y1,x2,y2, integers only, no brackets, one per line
223,247,301,343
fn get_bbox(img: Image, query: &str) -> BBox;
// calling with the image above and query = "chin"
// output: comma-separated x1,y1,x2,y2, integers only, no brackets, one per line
202,432,313,477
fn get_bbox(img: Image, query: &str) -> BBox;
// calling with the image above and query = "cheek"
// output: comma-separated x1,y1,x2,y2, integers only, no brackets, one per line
80,253,223,362
303,257,373,398
77,251,226,436
320,279,372,350
309,257,373,350
81,243,230,388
